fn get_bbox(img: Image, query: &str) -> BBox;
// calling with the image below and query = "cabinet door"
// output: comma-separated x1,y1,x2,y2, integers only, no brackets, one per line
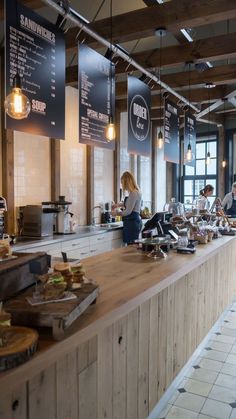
61,237,89,252
65,246,91,260
16,242,62,257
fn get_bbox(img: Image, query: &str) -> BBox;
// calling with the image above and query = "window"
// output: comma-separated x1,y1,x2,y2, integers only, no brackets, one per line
182,134,217,206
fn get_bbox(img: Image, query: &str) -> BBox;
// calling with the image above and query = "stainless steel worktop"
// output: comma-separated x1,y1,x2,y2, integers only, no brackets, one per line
13,222,123,251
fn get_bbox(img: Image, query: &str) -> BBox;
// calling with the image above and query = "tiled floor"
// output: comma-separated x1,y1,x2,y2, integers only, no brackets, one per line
156,301,236,419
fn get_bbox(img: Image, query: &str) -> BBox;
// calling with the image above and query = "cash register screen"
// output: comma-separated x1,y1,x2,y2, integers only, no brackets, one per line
142,212,172,232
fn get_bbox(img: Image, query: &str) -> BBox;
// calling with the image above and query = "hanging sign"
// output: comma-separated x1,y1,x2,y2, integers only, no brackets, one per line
184,111,196,166
127,75,151,155
5,0,65,138
78,44,115,150
164,99,180,163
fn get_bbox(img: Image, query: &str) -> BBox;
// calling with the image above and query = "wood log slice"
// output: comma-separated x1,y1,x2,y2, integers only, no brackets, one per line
0,326,38,371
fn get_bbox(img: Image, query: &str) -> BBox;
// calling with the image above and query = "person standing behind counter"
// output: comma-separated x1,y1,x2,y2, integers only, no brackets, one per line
113,171,142,245
222,182,236,217
197,184,214,211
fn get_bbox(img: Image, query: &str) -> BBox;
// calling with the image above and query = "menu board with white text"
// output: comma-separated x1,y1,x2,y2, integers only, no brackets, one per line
79,44,115,150
5,0,65,138
164,99,180,163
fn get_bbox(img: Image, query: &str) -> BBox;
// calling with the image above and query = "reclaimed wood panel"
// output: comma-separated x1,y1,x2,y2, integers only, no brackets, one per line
56,351,78,419
28,365,56,419
0,384,27,419
126,308,139,419
113,316,127,419
97,325,113,419
149,294,159,412
138,300,150,419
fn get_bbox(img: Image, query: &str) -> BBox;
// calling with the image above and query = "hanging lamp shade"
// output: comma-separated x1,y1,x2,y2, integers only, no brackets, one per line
4,73,30,120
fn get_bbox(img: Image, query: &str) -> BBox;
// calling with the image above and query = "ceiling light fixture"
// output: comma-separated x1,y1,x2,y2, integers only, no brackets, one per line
180,28,194,43
155,27,166,149
4,1,30,120
222,97,227,168
206,88,211,166
185,62,193,162
105,0,116,142
205,82,216,89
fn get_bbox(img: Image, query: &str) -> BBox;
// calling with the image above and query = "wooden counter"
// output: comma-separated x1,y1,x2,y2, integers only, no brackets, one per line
1,236,236,419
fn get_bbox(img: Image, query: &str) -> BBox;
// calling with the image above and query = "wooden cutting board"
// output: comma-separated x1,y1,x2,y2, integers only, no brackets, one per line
4,283,99,340
0,326,38,371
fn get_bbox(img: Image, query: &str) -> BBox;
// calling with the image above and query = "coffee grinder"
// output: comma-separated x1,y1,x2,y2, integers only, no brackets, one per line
101,202,112,224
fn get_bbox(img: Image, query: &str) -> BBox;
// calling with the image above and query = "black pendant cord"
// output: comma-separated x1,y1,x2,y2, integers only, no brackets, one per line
188,62,191,147
109,0,113,120
159,31,162,126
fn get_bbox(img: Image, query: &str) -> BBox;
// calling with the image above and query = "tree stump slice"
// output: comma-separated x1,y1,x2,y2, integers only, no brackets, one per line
0,326,38,371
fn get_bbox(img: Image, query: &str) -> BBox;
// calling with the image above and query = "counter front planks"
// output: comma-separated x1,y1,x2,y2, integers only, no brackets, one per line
0,236,236,419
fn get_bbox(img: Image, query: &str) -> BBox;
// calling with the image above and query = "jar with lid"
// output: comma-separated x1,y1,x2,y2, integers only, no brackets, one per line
177,230,189,248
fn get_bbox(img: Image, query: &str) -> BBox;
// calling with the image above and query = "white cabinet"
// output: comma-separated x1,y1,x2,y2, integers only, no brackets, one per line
14,229,123,260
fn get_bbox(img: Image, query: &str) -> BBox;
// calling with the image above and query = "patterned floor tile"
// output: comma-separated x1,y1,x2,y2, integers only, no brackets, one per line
214,334,236,344
200,349,228,362
183,378,213,397
208,384,236,404
215,373,236,390
201,399,232,419
198,357,223,372
185,367,218,384
221,362,236,377
208,340,233,353
226,354,236,365
174,392,206,413
166,405,198,419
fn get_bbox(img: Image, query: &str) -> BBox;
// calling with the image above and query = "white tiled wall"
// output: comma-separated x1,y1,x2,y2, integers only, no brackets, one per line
14,131,51,207
60,86,87,226
94,147,114,206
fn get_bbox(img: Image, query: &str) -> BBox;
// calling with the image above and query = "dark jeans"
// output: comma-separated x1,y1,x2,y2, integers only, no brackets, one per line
123,212,142,244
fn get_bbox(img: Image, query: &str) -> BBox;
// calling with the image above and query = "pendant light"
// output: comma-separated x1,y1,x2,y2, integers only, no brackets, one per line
105,0,116,142
4,1,30,119
221,98,227,168
185,62,193,162
155,27,166,149
205,84,211,165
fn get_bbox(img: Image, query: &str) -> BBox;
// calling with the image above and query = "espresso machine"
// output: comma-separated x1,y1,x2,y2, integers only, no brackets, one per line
42,196,74,234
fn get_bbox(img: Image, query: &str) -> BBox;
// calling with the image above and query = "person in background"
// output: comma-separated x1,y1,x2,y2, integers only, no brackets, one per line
198,184,214,211
113,171,142,244
222,182,236,217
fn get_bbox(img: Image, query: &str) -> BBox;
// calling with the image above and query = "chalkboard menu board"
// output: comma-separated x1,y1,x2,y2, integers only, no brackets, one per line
164,99,180,163
79,44,115,150
5,0,65,139
128,75,151,156
184,111,196,167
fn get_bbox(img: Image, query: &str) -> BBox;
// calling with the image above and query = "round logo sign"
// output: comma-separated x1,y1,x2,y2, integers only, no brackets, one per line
129,94,150,142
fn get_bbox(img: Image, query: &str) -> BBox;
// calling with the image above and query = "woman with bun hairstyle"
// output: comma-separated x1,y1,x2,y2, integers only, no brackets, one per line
113,171,142,244
197,184,214,211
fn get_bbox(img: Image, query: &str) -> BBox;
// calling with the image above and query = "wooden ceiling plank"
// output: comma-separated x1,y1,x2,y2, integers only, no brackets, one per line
65,0,236,50
114,32,236,73
0,0,44,20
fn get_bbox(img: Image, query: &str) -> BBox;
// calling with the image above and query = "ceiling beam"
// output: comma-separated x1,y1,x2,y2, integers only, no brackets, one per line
114,32,236,73
196,89,236,119
66,0,236,50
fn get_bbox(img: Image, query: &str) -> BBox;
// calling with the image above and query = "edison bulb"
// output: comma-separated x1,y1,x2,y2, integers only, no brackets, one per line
157,130,164,149
105,117,116,142
5,87,31,120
